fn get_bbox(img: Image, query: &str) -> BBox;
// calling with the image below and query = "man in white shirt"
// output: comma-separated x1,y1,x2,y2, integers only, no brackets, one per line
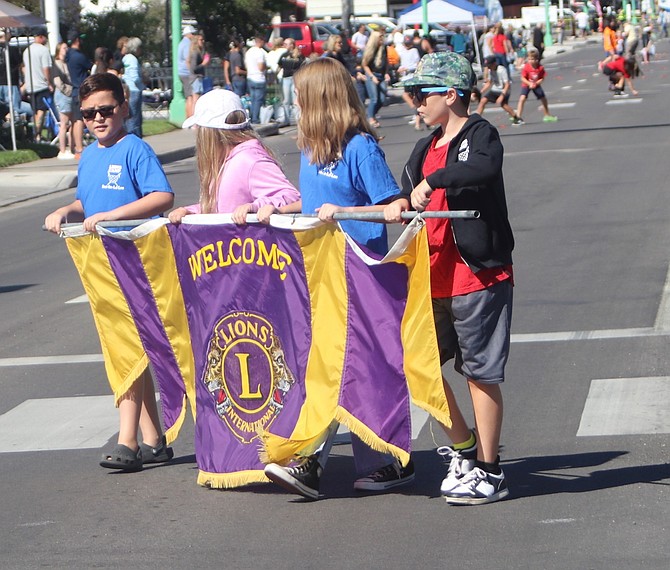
396,36,422,129
352,24,368,51
244,36,267,124
392,26,405,49
22,28,53,141
575,10,590,38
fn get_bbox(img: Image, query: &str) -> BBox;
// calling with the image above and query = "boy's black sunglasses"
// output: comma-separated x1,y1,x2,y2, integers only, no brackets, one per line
410,86,464,105
80,104,118,120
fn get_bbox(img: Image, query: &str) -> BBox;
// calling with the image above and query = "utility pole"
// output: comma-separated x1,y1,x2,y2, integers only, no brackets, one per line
342,0,352,35
43,0,59,54
544,0,554,47
169,0,185,124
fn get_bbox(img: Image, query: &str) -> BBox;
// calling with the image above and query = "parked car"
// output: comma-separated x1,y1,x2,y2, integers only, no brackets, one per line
402,22,453,50
319,18,397,38
266,21,356,57
266,22,328,56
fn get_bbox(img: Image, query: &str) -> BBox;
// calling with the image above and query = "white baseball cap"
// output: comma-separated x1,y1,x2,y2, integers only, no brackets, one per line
182,25,196,35
182,89,250,130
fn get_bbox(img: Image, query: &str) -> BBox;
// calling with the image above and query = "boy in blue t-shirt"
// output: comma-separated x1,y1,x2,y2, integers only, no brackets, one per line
45,73,175,472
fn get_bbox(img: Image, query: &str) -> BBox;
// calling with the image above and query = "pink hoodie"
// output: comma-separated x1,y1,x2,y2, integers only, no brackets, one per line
186,139,299,213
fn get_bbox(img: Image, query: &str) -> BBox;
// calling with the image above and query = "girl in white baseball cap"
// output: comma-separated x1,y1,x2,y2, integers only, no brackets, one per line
169,89,299,224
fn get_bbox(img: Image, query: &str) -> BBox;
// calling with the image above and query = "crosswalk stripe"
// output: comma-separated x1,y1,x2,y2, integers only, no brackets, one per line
577,376,670,436
546,102,576,108
0,396,117,452
65,294,89,304
605,98,643,105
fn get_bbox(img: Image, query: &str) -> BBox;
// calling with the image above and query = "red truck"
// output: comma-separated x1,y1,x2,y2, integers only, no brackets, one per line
266,21,354,57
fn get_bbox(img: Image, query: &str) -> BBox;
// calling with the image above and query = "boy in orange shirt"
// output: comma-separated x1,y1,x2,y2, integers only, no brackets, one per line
599,18,618,69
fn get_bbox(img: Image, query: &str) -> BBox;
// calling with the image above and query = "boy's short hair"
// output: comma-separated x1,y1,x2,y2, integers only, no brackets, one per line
79,73,126,105
484,55,497,66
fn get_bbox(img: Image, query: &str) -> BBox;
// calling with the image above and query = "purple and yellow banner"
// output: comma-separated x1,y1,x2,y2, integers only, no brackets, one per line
64,216,449,488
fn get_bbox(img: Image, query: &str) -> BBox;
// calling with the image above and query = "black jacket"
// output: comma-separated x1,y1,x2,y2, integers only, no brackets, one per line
400,114,514,271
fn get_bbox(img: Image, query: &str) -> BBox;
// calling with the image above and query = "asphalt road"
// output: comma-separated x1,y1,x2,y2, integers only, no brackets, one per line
1,41,669,569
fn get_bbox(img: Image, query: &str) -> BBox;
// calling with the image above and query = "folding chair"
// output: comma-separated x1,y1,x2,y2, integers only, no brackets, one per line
43,95,60,145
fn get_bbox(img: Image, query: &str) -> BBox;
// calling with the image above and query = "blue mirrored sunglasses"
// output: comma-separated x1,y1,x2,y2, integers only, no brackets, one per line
411,86,464,104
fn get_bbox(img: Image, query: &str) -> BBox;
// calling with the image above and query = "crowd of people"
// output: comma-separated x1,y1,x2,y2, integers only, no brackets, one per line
170,19,572,131
0,28,147,156
177,23,479,129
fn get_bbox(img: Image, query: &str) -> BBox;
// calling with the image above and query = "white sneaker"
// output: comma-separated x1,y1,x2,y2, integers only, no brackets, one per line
444,467,509,505
437,446,476,495
57,151,75,160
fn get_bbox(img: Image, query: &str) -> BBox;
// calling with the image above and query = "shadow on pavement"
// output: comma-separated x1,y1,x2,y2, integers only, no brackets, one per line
504,451,670,497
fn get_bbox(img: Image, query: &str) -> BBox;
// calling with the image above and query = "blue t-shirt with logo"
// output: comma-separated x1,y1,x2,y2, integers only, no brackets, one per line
299,133,400,255
76,134,173,218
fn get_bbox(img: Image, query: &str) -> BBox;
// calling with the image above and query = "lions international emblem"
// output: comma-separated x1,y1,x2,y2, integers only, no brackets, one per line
203,311,296,443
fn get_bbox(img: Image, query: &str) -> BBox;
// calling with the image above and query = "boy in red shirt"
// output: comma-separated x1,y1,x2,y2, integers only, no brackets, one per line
515,49,557,123
385,52,515,505
602,55,640,97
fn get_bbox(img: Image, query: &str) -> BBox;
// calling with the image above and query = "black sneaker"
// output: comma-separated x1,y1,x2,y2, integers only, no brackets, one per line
264,456,321,500
512,116,524,126
140,435,174,464
353,459,415,491
444,466,509,505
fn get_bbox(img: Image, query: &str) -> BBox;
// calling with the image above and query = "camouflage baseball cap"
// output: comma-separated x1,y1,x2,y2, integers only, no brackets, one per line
401,52,476,90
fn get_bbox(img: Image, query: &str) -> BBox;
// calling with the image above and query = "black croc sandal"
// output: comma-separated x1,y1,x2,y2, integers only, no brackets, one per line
100,444,143,472
140,435,174,464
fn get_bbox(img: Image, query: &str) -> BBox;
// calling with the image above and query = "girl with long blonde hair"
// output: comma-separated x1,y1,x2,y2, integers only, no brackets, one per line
361,30,389,127
262,57,413,501
169,89,298,224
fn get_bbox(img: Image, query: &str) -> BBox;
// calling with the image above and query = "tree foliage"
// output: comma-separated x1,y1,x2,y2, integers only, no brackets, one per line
78,3,166,62
184,0,293,56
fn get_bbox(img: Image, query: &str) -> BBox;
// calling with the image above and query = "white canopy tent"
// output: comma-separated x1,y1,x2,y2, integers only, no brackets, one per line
398,0,487,71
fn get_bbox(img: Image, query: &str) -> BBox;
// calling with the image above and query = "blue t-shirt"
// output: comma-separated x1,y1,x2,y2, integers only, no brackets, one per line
76,134,173,218
299,133,400,255
450,33,467,55
65,48,91,95
177,37,191,76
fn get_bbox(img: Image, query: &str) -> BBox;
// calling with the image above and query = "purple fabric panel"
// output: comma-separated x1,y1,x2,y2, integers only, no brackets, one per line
339,244,412,454
101,236,186,432
167,223,311,474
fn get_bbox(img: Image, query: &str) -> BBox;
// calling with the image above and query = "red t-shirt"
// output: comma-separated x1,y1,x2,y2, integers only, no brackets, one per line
492,33,507,55
606,56,630,77
521,62,545,84
422,137,512,298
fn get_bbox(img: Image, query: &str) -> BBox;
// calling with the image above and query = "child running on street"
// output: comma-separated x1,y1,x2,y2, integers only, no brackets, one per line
260,57,413,500
477,55,523,125
167,89,299,225
515,49,557,123
44,73,175,472
385,52,515,505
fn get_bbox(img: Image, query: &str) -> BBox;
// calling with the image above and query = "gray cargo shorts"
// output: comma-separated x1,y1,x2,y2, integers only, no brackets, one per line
433,280,513,384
